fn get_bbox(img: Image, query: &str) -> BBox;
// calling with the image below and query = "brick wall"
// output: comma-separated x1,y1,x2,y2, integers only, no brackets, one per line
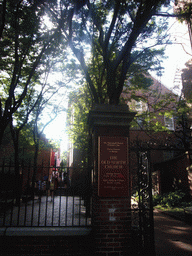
92,195,131,256
154,153,191,195
2,234,93,256
88,105,136,256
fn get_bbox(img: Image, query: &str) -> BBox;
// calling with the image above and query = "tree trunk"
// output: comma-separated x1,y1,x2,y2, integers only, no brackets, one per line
109,95,120,105
107,67,120,105
0,122,9,146
14,141,22,205
10,126,22,206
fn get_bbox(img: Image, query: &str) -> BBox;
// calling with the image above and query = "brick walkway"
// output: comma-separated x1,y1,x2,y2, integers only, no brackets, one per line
0,196,91,227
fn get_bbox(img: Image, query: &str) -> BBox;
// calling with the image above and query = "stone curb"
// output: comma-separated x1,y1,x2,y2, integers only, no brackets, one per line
0,227,92,236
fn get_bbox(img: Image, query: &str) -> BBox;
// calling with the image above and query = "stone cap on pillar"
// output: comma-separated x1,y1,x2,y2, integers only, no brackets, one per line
88,104,136,131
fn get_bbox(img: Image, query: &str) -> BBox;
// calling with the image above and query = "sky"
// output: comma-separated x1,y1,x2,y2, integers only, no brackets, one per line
43,97,68,153
154,19,192,94
43,18,192,153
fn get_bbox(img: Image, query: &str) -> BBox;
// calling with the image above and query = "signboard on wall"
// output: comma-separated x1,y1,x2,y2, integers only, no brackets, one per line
98,136,129,197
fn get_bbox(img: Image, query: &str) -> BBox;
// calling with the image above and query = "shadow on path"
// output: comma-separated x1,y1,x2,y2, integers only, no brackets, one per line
154,209,192,256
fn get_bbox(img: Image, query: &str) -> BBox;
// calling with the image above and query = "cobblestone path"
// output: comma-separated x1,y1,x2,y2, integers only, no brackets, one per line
0,196,91,227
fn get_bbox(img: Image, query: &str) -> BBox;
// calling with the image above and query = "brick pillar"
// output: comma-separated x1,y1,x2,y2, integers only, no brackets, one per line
88,104,135,256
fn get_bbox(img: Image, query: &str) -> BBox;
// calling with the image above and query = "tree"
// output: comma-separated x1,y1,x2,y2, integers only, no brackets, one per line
60,151,68,167
174,0,192,50
9,87,37,204
181,59,192,100
175,59,192,153
0,0,62,145
28,78,66,193
67,72,192,161
50,0,181,105
173,1,192,155
67,84,92,166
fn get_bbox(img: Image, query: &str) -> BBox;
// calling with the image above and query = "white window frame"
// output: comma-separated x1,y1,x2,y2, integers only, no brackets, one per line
135,101,143,112
164,115,174,131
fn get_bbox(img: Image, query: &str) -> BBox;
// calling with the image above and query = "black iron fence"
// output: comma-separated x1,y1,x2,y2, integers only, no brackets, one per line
0,162,91,227
129,150,155,255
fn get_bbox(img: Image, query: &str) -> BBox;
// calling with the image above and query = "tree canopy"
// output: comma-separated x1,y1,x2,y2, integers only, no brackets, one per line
62,0,192,158
1,0,192,157
0,0,63,145
52,0,176,104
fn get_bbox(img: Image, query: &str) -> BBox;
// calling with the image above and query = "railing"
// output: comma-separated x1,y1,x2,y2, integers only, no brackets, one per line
130,200,152,255
0,162,92,227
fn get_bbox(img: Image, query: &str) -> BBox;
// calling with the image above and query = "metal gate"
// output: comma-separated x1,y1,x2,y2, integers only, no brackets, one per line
131,150,156,255
130,145,191,255
0,163,91,227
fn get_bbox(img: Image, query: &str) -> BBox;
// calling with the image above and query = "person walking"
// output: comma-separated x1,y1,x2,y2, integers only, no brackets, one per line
50,178,55,201
37,178,44,201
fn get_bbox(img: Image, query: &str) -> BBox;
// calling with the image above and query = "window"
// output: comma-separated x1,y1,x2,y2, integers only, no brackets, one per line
135,101,143,112
164,115,174,131
163,151,174,161
136,116,144,129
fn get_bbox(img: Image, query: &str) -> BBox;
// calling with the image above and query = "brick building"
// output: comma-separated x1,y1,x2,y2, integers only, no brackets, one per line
0,129,58,193
67,76,192,196
124,76,191,196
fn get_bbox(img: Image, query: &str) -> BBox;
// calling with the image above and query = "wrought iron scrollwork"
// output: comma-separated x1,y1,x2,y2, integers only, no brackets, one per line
131,150,156,255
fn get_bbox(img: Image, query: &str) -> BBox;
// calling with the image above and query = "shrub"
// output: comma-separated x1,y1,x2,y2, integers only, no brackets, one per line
153,190,187,208
153,194,162,206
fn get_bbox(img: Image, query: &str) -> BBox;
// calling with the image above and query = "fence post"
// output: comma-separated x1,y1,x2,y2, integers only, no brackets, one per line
88,104,136,256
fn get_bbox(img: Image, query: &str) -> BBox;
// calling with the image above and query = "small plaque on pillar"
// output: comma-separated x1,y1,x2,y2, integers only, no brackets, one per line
98,136,129,197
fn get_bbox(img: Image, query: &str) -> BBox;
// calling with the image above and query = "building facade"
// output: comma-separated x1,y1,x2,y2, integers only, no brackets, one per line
67,76,192,196
124,77,191,196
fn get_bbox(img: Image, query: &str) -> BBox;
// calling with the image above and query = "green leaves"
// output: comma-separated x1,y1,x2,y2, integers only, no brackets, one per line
58,0,171,104
129,73,153,89
0,0,64,145
67,85,92,164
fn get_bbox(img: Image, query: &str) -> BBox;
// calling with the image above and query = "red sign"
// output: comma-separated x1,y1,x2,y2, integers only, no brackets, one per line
98,136,129,197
